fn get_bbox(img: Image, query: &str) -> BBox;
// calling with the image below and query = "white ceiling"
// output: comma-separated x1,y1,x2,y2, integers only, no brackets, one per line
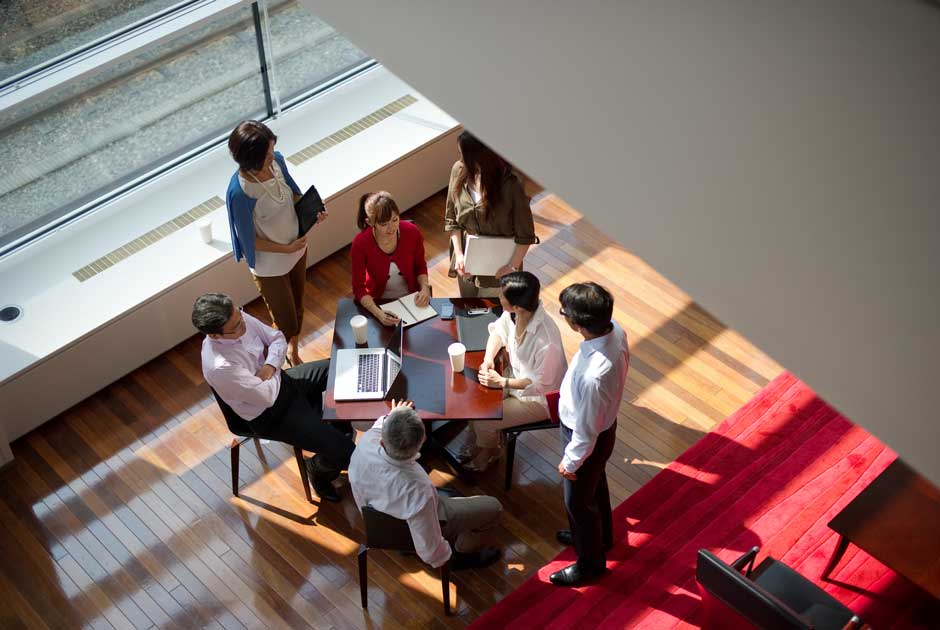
302,0,940,484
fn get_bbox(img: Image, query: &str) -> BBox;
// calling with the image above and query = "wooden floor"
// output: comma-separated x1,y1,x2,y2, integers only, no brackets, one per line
0,190,782,629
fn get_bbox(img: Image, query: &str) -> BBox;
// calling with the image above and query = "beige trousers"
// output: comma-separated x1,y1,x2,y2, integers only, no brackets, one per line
437,494,502,553
471,394,548,448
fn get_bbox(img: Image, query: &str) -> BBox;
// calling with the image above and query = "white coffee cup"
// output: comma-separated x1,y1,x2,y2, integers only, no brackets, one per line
447,342,466,372
197,218,213,243
351,315,368,344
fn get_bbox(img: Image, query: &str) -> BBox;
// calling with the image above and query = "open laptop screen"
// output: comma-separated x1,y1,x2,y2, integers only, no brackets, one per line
386,322,403,361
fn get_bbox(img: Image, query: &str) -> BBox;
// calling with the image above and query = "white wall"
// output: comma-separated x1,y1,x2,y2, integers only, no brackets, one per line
303,0,940,483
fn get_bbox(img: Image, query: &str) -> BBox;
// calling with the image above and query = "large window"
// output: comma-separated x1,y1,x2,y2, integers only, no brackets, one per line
0,0,371,253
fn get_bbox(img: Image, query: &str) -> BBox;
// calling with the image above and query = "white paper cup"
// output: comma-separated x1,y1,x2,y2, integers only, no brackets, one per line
351,315,368,344
197,218,213,243
447,342,466,372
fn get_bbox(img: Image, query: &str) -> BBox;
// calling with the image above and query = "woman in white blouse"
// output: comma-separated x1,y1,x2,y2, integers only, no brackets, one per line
465,271,568,471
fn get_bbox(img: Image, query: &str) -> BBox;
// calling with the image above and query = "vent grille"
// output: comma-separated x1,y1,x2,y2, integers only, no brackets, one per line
72,196,224,282
286,93,418,167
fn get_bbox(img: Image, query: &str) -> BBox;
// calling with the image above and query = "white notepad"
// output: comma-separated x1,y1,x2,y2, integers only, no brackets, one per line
380,292,438,327
464,234,517,276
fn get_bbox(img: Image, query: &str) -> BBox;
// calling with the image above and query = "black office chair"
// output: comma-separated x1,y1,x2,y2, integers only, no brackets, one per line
696,547,867,630
502,389,560,490
209,387,313,504
358,505,452,615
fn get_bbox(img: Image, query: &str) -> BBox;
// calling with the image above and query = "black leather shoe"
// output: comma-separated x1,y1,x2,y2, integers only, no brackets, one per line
451,547,500,570
549,562,605,586
555,530,614,550
313,477,341,503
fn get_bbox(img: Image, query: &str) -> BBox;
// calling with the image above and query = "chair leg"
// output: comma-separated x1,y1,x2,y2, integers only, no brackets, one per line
441,561,451,615
358,546,368,609
504,432,519,491
230,438,240,496
294,447,314,504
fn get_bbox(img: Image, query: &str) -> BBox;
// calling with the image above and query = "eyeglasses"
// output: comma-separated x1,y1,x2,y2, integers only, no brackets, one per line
220,308,246,337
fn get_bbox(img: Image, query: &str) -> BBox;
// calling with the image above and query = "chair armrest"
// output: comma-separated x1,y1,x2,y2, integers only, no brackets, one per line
730,546,760,576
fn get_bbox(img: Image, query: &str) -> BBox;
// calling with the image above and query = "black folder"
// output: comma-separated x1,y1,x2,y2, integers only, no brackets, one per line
294,184,325,236
456,311,499,351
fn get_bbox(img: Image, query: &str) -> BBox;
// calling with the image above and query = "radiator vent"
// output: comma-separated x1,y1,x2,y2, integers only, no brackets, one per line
286,93,418,166
72,196,224,282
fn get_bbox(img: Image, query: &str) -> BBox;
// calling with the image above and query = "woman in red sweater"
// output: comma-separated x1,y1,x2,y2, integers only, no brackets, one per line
351,192,431,325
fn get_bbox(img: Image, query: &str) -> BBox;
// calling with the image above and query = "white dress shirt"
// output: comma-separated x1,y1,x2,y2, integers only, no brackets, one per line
488,302,567,411
348,416,452,568
558,321,629,473
201,311,287,420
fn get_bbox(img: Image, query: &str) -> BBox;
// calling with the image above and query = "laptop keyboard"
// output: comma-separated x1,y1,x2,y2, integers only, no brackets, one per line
357,354,382,392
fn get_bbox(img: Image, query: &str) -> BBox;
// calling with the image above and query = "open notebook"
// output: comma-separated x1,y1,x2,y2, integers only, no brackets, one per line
380,291,438,327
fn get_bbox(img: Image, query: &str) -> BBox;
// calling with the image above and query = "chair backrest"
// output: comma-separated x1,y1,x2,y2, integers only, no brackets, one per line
362,505,417,553
209,386,256,438
696,549,811,630
546,390,561,424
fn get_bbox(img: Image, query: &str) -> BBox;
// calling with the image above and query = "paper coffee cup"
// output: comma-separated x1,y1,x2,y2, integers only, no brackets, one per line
447,342,466,372
351,315,368,344
197,218,212,244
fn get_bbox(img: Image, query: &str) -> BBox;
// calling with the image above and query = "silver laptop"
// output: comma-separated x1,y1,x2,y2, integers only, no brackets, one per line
334,323,403,400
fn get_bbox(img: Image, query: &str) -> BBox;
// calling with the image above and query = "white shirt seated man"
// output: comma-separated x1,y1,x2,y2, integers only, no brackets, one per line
348,400,502,569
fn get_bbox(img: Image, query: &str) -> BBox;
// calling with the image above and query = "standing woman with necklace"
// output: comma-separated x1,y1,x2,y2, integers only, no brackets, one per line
225,120,326,366
351,191,431,325
467,271,568,471
445,131,537,297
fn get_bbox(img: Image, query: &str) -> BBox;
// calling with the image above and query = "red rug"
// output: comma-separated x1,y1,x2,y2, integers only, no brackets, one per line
471,372,938,629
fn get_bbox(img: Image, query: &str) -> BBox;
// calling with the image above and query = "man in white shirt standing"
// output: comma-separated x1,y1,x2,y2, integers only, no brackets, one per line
348,400,502,570
550,282,629,586
192,293,355,502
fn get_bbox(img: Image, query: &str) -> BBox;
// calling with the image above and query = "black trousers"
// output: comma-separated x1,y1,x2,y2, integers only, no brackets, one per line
561,422,616,572
251,359,354,479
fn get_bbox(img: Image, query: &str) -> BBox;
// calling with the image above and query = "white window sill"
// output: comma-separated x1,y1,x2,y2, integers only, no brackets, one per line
0,65,458,385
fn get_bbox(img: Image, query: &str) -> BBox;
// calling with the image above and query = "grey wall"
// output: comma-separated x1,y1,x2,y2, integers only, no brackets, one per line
302,0,940,483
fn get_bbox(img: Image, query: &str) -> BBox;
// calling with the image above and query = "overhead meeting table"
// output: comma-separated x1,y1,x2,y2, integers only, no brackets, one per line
322,297,503,472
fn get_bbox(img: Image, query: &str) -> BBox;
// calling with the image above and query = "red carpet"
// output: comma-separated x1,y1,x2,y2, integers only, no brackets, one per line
472,373,938,629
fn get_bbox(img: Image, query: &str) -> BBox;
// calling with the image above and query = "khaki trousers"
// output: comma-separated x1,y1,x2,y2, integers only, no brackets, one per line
471,394,547,448
437,494,502,553
252,254,306,341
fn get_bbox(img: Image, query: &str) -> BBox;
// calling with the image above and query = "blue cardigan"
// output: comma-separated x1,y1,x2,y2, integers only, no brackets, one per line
225,152,302,268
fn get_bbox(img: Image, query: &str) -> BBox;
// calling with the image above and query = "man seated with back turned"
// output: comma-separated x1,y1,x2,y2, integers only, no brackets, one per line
192,292,355,502
348,400,503,569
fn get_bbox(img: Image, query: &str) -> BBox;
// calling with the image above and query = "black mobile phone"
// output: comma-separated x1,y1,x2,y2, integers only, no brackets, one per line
440,303,455,320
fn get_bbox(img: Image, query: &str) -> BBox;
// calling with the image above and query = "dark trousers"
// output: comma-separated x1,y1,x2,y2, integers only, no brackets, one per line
251,359,354,479
561,422,616,571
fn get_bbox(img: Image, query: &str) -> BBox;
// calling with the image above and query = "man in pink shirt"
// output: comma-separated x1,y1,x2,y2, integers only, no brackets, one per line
192,292,354,502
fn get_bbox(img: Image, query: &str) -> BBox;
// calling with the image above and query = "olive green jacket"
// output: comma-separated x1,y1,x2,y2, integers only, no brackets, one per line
444,162,536,287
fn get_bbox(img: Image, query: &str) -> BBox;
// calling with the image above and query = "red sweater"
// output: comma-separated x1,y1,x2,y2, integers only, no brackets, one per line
351,220,428,302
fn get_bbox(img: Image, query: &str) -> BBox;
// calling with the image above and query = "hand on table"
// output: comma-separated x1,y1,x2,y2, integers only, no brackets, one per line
414,286,431,307
477,368,505,389
374,309,401,326
390,399,414,411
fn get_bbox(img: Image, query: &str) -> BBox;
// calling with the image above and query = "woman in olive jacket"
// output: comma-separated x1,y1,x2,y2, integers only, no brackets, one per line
444,132,536,297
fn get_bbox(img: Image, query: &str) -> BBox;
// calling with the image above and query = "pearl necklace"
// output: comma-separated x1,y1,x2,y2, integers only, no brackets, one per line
244,165,287,204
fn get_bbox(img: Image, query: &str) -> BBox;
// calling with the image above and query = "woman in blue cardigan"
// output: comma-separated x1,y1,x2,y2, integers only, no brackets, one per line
225,120,327,366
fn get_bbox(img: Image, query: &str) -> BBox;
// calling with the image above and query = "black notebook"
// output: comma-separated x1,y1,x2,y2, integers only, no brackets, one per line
294,184,325,236
456,311,499,351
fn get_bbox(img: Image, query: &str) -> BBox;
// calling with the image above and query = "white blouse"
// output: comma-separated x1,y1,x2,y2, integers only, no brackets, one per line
239,161,305,277
487,301,567,411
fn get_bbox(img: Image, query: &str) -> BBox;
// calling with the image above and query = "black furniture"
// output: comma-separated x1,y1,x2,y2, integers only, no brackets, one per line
696,547,866,630
210,387,313,504
358,505,452,615
501,389,561,490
